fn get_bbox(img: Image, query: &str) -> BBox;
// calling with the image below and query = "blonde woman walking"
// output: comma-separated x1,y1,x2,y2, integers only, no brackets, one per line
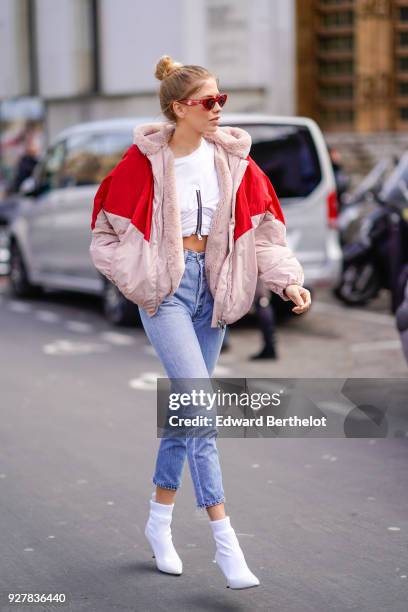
89,55,311,589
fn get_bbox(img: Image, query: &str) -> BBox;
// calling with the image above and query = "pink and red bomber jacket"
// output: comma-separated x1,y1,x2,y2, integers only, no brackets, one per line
89,121,304,328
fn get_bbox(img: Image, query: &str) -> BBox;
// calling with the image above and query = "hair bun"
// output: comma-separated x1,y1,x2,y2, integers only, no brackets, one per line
154,55,183,81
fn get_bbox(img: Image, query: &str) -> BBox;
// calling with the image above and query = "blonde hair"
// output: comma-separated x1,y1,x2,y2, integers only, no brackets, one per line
154,55,218,122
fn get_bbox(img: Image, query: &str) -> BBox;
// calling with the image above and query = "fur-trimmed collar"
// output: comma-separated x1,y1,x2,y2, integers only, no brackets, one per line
133,121,251,159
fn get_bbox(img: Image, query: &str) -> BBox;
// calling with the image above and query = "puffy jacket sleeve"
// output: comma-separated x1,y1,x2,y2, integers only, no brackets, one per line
89,144,153,284
89,175,120,283
249,158,305,301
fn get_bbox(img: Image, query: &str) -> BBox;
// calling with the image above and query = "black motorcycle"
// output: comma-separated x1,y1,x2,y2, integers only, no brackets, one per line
336,158,395,247
334,155,407,313
381,154,408,313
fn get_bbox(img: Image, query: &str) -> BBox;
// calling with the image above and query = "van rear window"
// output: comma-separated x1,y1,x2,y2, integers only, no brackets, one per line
240,124,322,199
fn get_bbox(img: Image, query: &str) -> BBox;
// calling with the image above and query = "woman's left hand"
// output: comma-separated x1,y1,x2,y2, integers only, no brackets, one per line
284,285,312,315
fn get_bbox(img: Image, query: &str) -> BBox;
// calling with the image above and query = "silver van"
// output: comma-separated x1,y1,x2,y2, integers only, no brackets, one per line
8,114,342,325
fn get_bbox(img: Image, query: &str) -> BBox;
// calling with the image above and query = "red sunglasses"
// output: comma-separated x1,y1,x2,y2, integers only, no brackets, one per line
176,93,228,111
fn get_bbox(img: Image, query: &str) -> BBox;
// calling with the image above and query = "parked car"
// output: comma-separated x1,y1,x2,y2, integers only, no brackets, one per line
7,114,341,325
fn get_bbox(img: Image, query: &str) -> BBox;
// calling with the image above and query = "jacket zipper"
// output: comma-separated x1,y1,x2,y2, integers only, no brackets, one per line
217,221,234,329
217,159,249,329
195,188,203,240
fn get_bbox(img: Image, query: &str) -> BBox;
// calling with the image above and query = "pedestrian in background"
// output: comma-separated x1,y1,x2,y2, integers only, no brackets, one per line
250,277,278,360
328,145,350,212
6,136,39,195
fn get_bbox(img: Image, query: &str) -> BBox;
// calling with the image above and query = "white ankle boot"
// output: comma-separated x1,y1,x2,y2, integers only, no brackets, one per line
144,492,182,575
210,516,260,589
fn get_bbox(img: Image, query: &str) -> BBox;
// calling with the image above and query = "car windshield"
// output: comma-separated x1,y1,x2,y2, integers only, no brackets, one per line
63,131,133,186
52,123,322,198
240,124,322,199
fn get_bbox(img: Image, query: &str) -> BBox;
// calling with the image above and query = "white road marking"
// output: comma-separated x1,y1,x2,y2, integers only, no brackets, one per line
387,526,401,531
129,372,161,390
9,301,32,313
43,339,110,355
350,340,402,352
100,331,135,346
65,320,94,333
213,364,232,375
321,453,337,461
35,310,60,323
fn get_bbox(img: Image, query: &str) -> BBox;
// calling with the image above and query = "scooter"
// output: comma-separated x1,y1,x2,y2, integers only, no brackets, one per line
378,152,408,314
396,264,408,364
337,157,395,248
389,166,408,363
333,155,406,311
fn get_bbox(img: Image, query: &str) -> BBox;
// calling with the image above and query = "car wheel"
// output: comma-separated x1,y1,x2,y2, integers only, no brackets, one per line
102,280,140,326
9,241,42,298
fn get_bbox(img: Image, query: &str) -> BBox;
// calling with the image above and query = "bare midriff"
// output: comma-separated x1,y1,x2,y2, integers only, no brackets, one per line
182,234,208,253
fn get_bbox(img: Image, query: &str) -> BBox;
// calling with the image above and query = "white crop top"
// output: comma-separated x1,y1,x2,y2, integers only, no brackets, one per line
173,137,220,238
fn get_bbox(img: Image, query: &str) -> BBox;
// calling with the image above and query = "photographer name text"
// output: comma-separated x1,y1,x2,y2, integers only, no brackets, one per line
167,415,327,428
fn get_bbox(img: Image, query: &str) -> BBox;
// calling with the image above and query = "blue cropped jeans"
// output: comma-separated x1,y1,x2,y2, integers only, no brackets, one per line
138,248,226,509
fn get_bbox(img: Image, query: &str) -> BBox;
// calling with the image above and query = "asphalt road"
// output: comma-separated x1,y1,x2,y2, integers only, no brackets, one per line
0,281,407,612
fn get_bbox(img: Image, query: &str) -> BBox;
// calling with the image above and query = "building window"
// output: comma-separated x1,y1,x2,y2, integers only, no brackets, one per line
319,35,353,51
320,10,354,28
320,0,353,4
318,108,354,124
399,81,408,95
314,2,355,129
321,83,353,99
318,59,353,76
